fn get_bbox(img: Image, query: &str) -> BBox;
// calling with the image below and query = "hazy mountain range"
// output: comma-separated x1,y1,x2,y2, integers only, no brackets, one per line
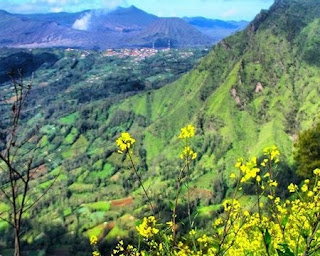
0,6,248,49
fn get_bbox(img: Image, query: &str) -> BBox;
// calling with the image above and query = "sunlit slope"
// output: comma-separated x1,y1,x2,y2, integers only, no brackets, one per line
108,0,320,187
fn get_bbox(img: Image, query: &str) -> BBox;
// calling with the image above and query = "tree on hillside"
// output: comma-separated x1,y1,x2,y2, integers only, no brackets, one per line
294,122,320,178
0,70,58,256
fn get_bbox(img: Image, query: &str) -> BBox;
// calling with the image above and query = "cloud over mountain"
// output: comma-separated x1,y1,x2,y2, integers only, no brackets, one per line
72,12,92,31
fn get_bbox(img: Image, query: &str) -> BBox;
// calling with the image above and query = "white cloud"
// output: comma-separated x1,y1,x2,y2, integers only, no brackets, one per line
72,12,92,30
0,0,127,14
100,0,128,9
221,8,238,18
51,7,63,13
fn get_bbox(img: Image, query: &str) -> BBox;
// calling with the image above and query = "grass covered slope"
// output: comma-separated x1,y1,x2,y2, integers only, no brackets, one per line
2,0,320,254
113,0,320,184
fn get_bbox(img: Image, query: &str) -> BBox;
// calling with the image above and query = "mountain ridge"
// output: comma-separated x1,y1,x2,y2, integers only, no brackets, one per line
128,17,213,47
0,6,248,49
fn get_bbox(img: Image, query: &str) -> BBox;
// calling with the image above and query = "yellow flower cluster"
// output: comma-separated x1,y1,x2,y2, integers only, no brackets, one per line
263,145,280,163
314,168,320,176
90,235,98,246
136,216,159,238
111,240,144,256
178,124,195,139
96,164,320,256
100,129,320,256
178,125,197,163
116,132,135,154
92,251,100,256
90,235,100,256
180,146,197,162
222,199,240,212
235,157,260,183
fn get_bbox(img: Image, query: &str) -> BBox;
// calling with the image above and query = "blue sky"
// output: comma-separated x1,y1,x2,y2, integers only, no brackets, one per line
0,0,274,20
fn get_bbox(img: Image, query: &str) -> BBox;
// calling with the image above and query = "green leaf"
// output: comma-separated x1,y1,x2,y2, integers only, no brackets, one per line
169,201,175,211
277,244,294,256
264,229,272,248
281,215,289,228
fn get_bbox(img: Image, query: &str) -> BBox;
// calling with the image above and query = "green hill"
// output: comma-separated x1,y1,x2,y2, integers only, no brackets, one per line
1,0,320,254
112,0,320,188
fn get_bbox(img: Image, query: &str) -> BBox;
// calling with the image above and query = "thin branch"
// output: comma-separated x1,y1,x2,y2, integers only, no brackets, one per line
0,186,13,205
303,215,320,256
0,154,26,183
23,171,60,213
0,214,14,227
127,151,155,216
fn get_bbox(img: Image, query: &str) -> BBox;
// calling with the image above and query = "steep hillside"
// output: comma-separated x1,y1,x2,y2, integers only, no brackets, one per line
1,0,320,254
101,0,320,214
122,0,320,166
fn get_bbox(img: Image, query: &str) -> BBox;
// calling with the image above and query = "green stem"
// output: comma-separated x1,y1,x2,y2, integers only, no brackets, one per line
128,151,155,216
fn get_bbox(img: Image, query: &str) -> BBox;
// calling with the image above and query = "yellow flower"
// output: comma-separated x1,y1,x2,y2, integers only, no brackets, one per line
90,235,98,246
222,199,240,212
261,159,268,167
314,168,320,176
92,251,100,256
197,234,211,247
189,229,197,236
256,175,261,182
301,184,308,192
274,197,280,204
263,172,270,178
116,132,135,153
307,191,314,197
178,124,195,139
180,146,197,162
214,218,223,227
235,158,244,168
244,210,250,217
268,180,278,187
230,173,237,179
136,216,159,238
166,221,173,227
237,157,260,183
263,145,280,162
288,183,298,193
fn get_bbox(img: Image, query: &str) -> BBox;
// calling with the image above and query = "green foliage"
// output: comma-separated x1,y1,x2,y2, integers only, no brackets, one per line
84,201,111,212
64,127,79,145
60,112,79,125
2,1,320,254
62,135,89,159
294,122,320,178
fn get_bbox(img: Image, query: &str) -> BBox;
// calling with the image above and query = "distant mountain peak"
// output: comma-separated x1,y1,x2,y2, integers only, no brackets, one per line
129,16,213,47
127,5,139,10
0,5,249,49
111,5,149,15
